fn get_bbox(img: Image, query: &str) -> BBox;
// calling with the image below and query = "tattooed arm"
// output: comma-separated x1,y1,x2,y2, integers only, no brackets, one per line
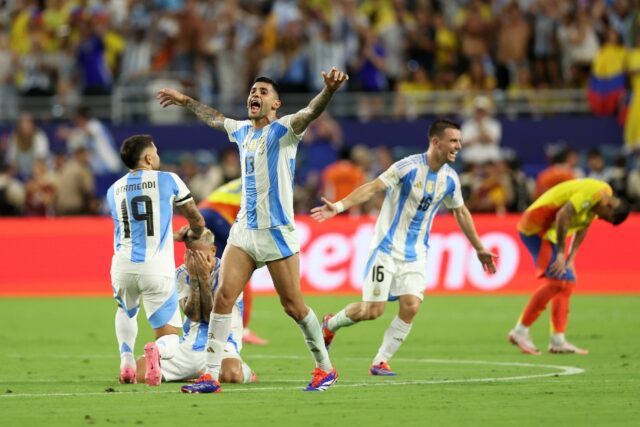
176,200,205,241
290,67,349,135
156,88,226,132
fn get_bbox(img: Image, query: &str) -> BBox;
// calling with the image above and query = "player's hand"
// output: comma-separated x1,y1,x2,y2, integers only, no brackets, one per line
191,250,211,282
174,225,190,242
310,197,338,222
476,248,498,274
322,67,349,93
548,254,566,278
157,88,189,108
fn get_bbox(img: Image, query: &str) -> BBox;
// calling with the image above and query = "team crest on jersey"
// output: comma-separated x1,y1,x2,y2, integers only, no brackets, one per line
415,181,423,189
373,286,381,297
426,181,435,193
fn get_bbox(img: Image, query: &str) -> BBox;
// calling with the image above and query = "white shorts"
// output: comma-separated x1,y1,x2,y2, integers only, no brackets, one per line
228,223,300,268
362,251,427,302
161,331,243,382
111,272,182,329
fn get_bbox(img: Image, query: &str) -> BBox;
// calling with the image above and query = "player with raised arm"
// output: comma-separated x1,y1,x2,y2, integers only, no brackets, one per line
508,178,630,355
107,134,205,384
136,229,256,385
157,67,348,392
311,119,497,376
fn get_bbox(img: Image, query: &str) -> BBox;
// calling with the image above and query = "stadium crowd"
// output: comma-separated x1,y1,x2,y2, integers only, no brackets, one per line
1,0,640,216
0,0,638,106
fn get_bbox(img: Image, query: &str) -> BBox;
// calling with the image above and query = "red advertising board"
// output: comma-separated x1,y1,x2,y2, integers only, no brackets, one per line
0,215,638,295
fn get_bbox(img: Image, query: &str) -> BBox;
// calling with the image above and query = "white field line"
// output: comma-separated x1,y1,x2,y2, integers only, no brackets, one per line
0,355,584,398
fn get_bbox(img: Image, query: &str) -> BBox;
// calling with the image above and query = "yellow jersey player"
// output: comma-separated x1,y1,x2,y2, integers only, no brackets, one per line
508,178,630,355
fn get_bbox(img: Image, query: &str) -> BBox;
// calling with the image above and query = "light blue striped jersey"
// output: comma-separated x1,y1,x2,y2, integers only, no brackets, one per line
175,259,244,352
107,170,193,277
223,115,305,229
373,154,463,262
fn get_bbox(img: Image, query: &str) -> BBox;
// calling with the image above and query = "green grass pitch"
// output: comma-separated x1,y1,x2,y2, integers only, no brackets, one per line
0,295,638,426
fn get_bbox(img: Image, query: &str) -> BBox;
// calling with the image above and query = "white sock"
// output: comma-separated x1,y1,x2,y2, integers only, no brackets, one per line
551,333,565,345
372,315,412,365
115,307,137,368
156,334,180,360
514,322,529,335
327,308,356,332
204,312,233,381
241,362,254,383
297,308,333,372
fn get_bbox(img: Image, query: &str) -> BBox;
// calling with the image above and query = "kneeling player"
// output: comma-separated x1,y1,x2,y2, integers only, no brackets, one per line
135,229,256,385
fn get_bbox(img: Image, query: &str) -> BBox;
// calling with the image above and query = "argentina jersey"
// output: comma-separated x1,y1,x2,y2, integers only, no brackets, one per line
107,170,193,277
223,115,305,229
176,259,244,352
373,154,463,262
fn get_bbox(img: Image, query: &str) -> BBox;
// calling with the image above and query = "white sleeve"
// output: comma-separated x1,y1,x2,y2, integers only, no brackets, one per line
224,118,249,144
378,157,416,189
169,172,193,206
443,171,464,209
277,115,306,145
175,265,190,300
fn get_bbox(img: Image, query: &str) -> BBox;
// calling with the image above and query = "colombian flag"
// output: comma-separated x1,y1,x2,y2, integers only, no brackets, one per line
588,44,627,116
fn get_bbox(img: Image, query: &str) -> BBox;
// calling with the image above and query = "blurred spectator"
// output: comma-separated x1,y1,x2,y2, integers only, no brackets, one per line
454,57,496,92
608,154,628,199
625,33,640,152
557,8,599,87
532,0,561,87
54,145,97,215
0,162,25,215
465,161,511,215
0,28,17,118
502,156,532,212
18,36,56,96
59,106,121,174
586,147,613,182
495,2,530,90
350,26,388,120
298,112,342,184
626,152,640,209
535,146,580,198
407,5,435,77
119,23,152,83
308,22,346,92
460,95,502,164
393,61,433,120
24,158,56,216
320,146,365,215
454,0,492,63
76,12,113,95
6,113,50,178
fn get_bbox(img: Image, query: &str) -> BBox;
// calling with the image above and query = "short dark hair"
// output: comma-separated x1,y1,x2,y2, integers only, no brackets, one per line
252,76,280,98
428,118,460,139
120,134,154,169
611,198,631,225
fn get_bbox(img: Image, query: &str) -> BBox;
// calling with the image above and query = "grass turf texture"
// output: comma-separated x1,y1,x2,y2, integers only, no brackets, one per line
0,295,638,426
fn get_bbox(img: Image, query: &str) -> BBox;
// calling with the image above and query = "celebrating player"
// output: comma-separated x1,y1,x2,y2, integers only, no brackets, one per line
508,178,630,355
311,119,497,375
107,134,205,384
136,229,256,385
198,178,268,345
157,66,348,392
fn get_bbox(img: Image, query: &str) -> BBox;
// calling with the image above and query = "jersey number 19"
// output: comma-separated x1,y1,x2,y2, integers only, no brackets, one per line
121,196,155,238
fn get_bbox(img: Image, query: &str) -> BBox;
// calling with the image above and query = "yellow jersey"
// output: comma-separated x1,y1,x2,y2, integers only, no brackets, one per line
518,178,612,243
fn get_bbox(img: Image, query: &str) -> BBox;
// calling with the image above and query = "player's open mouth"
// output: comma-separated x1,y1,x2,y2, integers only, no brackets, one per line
249,99,261,114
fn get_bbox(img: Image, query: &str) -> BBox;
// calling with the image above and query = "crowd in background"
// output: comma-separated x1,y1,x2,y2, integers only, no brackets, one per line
0,0,638,109
1,0,640,216
2,105,640,217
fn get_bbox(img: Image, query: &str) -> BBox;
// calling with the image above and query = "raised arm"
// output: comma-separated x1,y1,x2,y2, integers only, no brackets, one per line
451,204,498,274
290,67,348,135
175,200,205,241
156,88,226,132
311,178,387,222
